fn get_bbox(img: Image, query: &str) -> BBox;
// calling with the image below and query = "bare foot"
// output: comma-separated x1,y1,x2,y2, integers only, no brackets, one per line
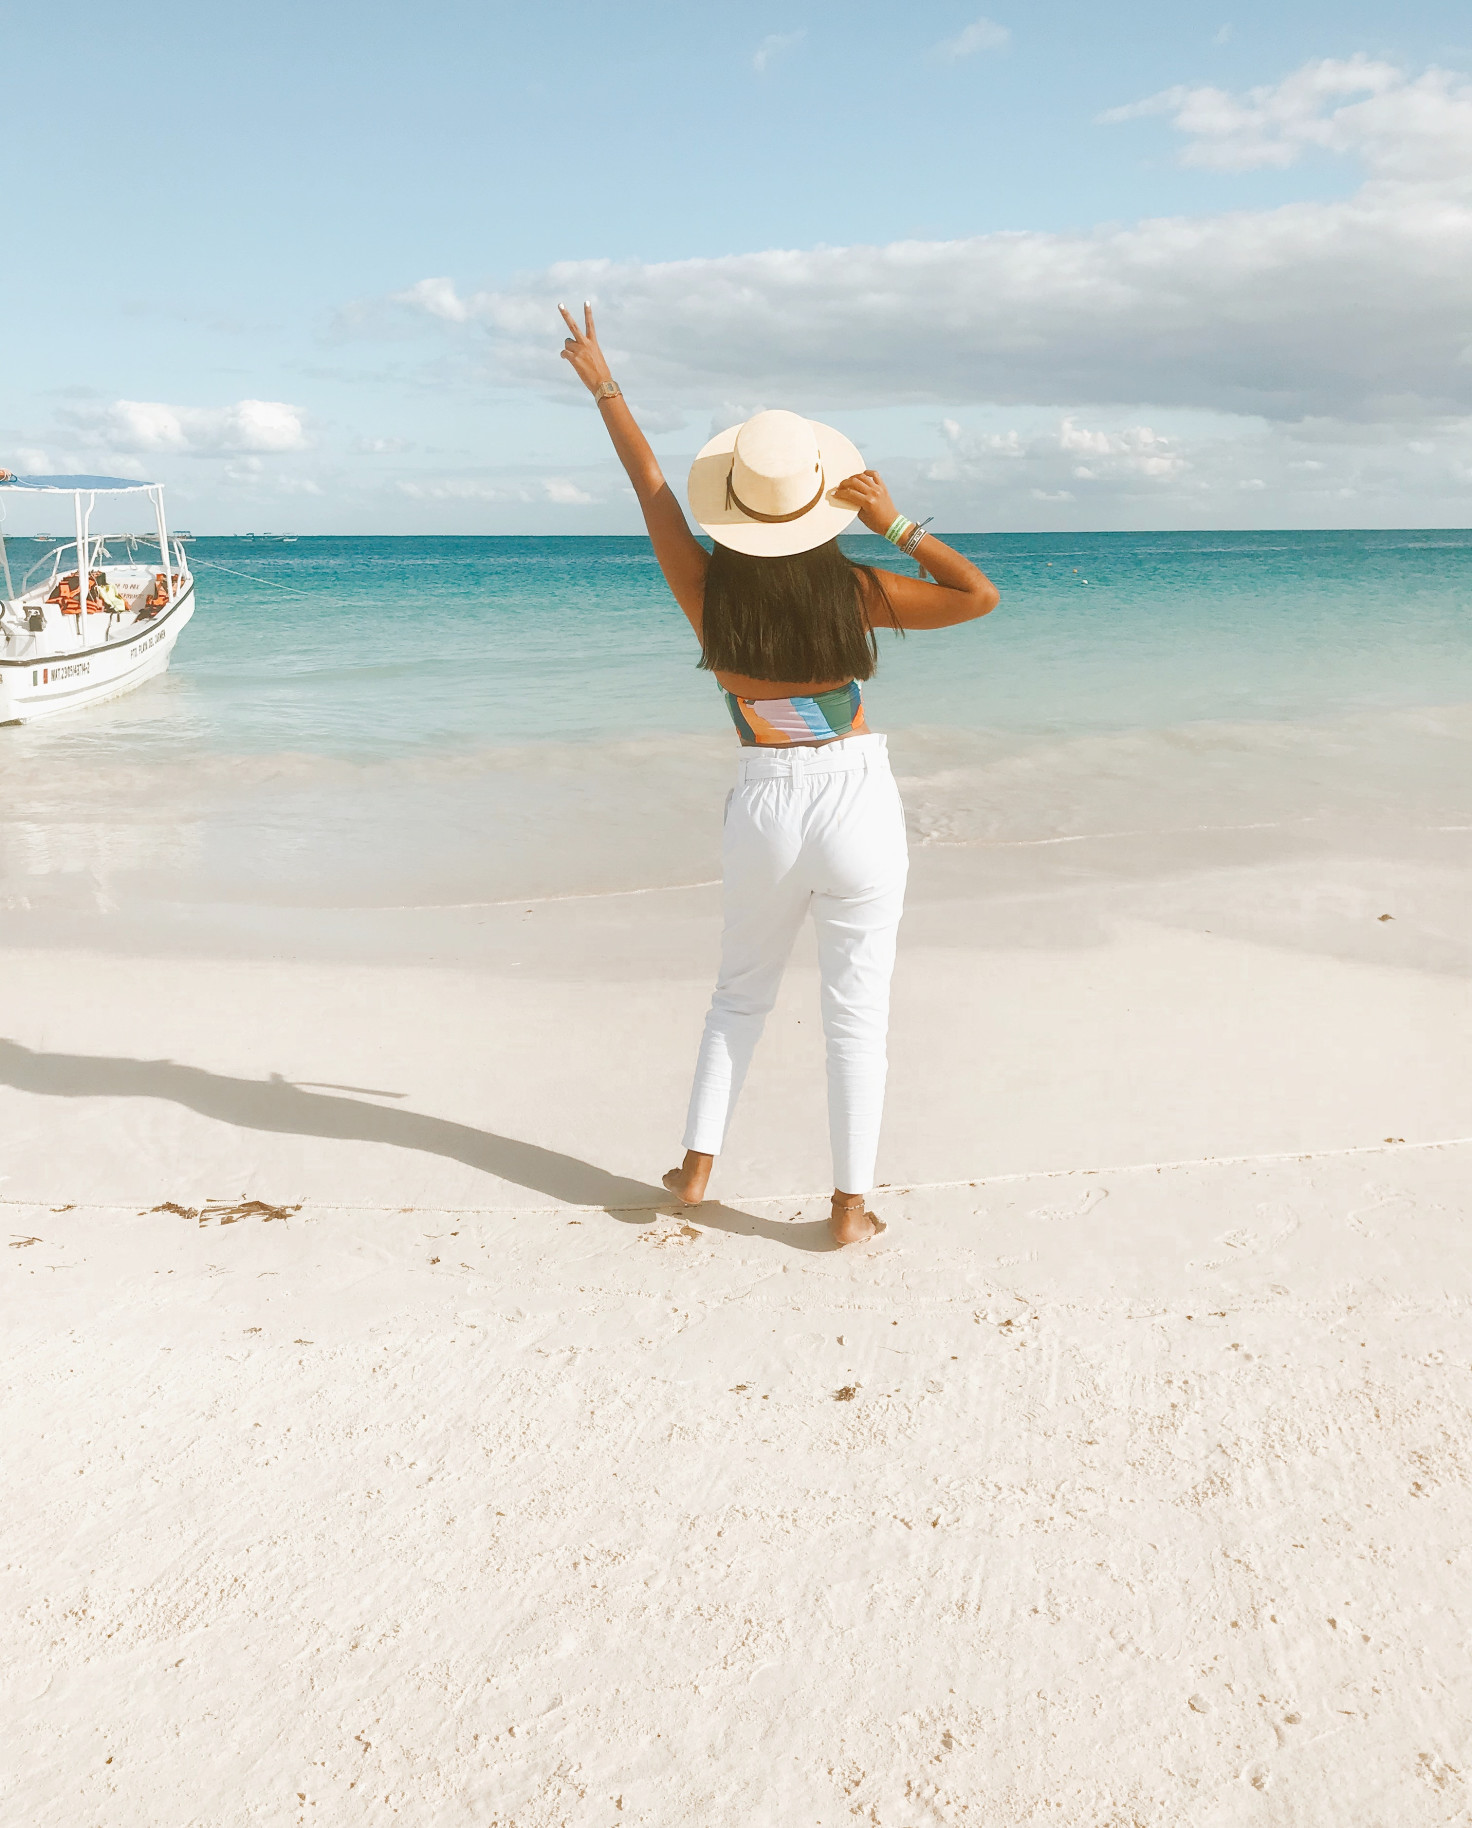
662,1150,713,1206
829,1191,886,1247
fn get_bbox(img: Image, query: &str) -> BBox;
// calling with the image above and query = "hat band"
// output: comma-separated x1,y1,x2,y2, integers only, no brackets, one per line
725,464,826,524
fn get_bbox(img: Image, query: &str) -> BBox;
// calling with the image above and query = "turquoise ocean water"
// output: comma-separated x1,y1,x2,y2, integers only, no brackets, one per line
3,529,1470,917
70,530,1472,750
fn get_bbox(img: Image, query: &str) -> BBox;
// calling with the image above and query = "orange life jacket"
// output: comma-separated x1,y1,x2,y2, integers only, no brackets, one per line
47,572,82,614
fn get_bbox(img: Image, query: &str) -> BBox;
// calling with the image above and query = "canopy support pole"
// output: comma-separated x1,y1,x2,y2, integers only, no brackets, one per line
74,491,87,645
153,487,171,603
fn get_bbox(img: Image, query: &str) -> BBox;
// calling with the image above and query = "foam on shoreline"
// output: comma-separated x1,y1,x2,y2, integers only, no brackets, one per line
3,702,1468,945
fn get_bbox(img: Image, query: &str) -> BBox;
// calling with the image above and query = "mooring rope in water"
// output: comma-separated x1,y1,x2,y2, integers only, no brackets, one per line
191,557,317,598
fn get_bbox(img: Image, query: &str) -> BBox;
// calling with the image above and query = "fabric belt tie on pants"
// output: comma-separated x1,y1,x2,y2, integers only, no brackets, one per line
733,738,887,783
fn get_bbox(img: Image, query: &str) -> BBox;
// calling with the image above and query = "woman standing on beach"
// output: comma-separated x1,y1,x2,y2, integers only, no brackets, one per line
558,305,998,1244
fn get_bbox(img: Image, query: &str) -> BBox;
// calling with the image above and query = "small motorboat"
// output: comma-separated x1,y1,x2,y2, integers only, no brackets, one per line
0,472,197,724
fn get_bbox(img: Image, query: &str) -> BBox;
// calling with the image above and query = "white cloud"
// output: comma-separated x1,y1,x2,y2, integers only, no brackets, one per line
940,420,1024,457
393,472,598,505
73,398,309,456
378,409,1472,530
1058,418,1188,476
543,477,593,504
753,31,803,73
929,415,1191,495
396,478,524,502
390,276,474,323
354,55,1472,522
352,435,414,454
384,190,1472,426
369,60,1472,428
633,405,689,435
906,405,1472,527
1099,55,1472,179
936,17,1010,61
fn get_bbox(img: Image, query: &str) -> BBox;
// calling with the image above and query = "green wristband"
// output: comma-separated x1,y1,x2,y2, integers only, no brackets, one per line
883,515,912,545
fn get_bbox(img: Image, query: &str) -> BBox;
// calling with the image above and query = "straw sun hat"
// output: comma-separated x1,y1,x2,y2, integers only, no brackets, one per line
687,409,865,557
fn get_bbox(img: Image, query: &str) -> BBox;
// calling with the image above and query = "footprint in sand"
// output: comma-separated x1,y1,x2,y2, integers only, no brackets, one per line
1033,1188,1109,1224
1345,1190,1411,1240
639,1217,702,1247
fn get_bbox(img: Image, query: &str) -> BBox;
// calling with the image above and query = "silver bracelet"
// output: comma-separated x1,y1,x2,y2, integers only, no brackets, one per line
591,380,622,405
900,516,932,556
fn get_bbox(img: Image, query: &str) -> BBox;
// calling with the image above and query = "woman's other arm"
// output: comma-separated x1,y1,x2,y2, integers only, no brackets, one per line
831,470,998,629
558,303,707,631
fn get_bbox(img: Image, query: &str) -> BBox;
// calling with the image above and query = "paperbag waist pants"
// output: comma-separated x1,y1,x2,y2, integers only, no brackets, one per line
682,733,909,1195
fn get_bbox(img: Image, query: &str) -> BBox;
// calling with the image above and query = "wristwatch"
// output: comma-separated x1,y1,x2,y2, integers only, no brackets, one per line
592,380,622,405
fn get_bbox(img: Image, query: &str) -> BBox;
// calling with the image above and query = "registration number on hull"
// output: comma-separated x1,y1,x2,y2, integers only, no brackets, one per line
34,660,92,685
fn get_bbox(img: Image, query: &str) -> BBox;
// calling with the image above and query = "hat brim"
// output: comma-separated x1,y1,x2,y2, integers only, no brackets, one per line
687,419,866,556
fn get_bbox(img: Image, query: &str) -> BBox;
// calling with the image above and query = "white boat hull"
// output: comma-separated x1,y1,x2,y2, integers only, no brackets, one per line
0,580,196,725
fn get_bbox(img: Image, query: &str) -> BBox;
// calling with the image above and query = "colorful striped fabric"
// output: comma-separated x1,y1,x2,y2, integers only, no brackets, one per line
722,680,868,747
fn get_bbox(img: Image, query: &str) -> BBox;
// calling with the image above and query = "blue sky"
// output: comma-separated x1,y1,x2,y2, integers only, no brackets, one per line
5,1,1471,532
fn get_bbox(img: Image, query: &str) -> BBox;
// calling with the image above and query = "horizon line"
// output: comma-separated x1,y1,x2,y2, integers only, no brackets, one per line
16,525,1465,541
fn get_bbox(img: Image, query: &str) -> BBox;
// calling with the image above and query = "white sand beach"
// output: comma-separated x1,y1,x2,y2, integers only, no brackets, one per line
4,732,1470,1824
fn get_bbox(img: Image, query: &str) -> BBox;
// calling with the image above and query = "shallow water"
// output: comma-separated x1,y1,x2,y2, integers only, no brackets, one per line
2,530,1469,916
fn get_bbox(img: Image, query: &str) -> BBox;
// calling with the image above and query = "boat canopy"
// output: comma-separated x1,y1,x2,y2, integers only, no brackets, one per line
0,474,158,492
0,473,176,604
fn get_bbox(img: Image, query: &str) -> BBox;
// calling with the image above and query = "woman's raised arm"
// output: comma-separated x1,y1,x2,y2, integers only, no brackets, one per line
831,469,999,630
558,303,708,630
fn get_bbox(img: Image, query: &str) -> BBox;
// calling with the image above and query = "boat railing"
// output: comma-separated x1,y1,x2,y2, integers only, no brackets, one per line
17,536,191,601
19,545,69,596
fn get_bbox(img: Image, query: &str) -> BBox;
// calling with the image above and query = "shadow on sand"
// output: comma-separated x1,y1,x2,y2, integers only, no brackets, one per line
0,1038,833,1252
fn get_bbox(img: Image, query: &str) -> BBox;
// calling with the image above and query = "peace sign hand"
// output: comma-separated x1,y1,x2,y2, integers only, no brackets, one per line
557,302,614,394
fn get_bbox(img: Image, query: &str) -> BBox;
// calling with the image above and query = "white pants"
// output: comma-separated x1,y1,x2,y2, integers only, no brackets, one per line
683,733,909,1195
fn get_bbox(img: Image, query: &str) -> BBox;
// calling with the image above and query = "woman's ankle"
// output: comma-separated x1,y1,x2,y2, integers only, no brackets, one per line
828,1188,883,1245
664,1151,714,1204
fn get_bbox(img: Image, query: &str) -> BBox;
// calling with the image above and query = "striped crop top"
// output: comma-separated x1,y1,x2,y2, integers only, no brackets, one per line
722,680,867,747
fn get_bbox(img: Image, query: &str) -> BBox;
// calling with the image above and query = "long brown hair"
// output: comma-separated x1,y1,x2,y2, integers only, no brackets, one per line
697,539,897,682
